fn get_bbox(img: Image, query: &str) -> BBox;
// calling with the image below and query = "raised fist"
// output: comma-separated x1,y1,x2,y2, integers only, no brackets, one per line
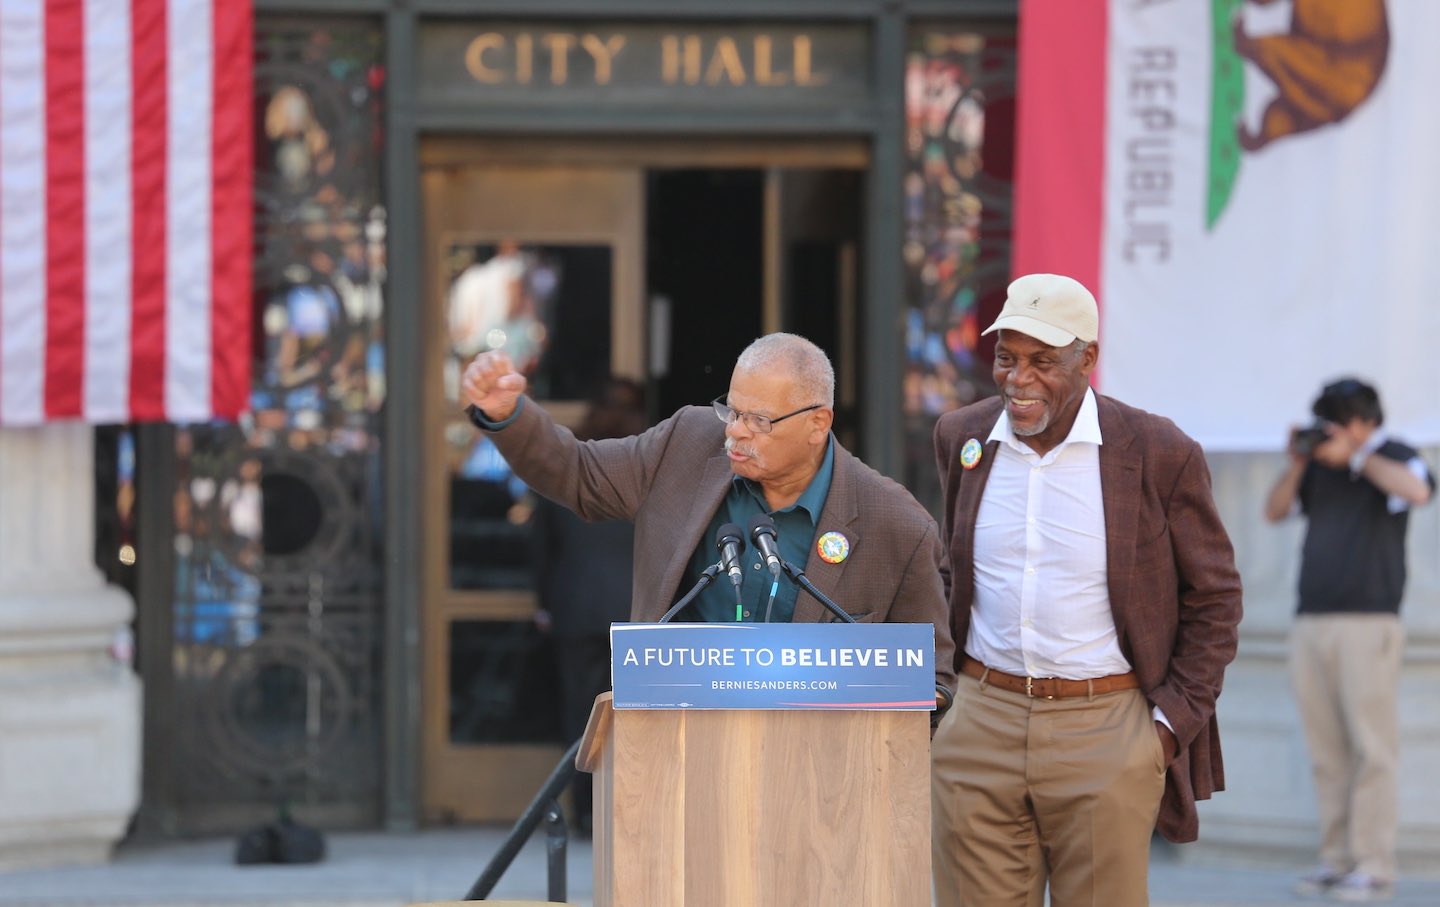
461,351,528,422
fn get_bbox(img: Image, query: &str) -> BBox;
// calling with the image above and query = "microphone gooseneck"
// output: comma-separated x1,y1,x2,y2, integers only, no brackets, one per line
657,562,723,623
779,558,857,624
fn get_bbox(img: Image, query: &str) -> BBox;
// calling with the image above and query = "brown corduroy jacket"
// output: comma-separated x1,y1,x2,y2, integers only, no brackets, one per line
475,399,958,694
933,394,1242,843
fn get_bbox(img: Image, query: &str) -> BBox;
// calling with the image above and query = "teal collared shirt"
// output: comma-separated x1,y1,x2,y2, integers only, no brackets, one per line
683,438,835,623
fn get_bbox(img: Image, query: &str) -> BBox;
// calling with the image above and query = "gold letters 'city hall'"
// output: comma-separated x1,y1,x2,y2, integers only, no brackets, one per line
464,32,827,88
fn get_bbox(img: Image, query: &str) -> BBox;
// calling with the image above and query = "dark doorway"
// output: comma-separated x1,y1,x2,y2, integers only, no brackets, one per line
645,168,863,448
776,168,864,447
646,170,764,416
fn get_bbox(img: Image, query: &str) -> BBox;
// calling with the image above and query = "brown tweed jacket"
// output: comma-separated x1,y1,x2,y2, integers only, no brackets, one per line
477,399,958,693
933,394,1242,843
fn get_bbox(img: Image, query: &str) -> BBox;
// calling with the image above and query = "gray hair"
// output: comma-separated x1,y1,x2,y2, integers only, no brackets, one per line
734,333,835,408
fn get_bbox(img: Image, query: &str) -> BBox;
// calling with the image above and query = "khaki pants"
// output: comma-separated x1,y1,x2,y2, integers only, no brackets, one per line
931,673,1166,907
1291,613,1403,881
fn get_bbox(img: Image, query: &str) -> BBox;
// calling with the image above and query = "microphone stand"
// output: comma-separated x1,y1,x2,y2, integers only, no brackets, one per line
657,563,723,623
778,559,856,624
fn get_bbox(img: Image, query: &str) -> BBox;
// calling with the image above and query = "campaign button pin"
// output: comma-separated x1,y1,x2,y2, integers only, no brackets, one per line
961,438,983,470
816,531,850,564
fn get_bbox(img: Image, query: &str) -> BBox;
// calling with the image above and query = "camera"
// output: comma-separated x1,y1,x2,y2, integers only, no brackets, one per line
1291,424,1329,457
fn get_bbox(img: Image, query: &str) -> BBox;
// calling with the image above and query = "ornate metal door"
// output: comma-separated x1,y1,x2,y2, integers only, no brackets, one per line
154,16,387,833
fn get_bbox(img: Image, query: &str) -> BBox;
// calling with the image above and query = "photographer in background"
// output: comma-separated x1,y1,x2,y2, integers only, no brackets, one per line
1264,377,1434,902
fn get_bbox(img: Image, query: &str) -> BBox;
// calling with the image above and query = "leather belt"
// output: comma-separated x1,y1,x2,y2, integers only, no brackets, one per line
961,656,1140,700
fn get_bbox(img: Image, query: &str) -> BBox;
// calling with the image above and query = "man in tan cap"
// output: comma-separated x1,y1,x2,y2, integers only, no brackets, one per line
930,273,1243,906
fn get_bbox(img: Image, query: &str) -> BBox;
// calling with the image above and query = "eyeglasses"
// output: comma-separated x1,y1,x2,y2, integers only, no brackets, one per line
711,397,822,434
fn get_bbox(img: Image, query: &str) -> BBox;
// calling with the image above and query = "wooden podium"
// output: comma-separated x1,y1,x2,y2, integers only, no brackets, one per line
577,692,932,906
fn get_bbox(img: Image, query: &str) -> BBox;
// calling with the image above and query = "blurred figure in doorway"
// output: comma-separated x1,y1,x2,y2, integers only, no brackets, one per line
530,377,647,836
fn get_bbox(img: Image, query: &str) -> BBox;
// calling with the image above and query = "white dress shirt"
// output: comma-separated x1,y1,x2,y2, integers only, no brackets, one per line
968,388,1133,680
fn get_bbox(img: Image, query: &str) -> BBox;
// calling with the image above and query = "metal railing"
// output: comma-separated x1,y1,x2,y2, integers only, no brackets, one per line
464,738,582,902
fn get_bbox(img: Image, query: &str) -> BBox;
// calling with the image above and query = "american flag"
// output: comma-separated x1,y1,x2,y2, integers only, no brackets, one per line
0,0,252,425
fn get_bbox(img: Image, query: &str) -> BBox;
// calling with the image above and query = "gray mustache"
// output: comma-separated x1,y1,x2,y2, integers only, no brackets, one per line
724,438,758,458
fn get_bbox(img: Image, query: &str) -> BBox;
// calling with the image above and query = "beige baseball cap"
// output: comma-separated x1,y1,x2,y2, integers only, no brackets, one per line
981,273,1099,347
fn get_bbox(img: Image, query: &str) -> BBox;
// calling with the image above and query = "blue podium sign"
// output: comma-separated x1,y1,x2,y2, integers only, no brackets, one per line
610,622,935,710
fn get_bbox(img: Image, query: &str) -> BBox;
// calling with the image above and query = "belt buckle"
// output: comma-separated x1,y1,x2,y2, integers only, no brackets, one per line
1025,675,1056,700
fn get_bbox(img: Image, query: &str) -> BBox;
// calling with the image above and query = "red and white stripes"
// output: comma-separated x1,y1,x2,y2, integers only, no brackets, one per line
0,0,252,426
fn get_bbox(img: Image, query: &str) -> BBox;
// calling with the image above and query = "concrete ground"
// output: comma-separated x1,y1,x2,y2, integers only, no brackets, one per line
1,827,1438,906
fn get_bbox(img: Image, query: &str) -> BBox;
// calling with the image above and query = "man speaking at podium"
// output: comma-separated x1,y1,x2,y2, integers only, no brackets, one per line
930,274,1242,907
462,332,957,701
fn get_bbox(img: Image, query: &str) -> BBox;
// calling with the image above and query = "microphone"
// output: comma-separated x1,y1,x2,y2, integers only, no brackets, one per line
715,523,746,600
747,514,783,579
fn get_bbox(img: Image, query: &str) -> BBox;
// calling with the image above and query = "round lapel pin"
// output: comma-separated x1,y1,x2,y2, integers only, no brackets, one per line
816,531,850,564
960,438,983,470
